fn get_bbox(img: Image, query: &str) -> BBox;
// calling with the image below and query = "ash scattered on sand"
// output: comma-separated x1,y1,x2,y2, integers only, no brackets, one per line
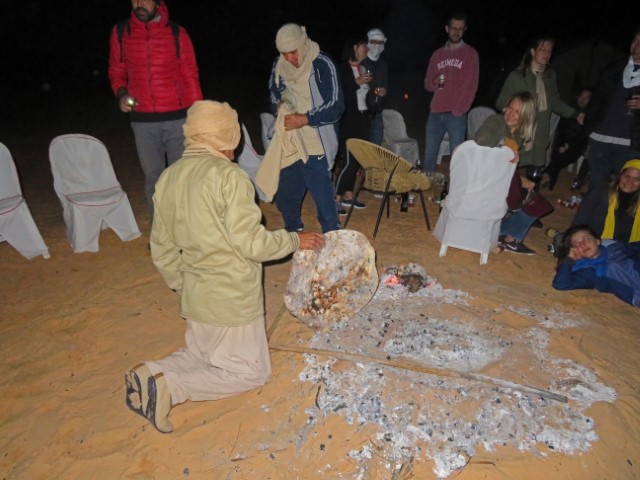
297,264,617,479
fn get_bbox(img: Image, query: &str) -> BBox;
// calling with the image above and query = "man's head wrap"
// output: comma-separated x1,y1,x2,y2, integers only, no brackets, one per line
273,23,320,86
183,101,240,156
366,28,387,61
276,23,307,53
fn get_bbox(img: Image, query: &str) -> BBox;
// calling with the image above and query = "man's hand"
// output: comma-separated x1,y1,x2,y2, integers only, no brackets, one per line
374,87,387,97
297,232,325,252
284,113,308,130
576,112,585,125
627,94,640,111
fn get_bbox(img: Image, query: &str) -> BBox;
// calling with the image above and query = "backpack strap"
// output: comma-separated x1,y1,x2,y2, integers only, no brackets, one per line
116,19,131,63
168,21,180,59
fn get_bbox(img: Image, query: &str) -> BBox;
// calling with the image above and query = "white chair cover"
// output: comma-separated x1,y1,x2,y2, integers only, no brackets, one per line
433,140,516,264
237,124,268,201
466,106,496,140
381,109,419,165
260,112,276,153
0,142,50,259
49,134,141,253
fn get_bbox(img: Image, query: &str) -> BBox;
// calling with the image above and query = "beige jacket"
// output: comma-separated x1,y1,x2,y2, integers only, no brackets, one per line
151,153,300,327
255,103,308,201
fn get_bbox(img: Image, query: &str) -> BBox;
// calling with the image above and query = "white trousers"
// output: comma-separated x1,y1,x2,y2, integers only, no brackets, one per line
146,317,271,405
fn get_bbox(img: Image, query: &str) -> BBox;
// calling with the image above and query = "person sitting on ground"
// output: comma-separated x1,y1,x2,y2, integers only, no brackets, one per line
548,159,640,254
552,225,640,308
474,91,554,255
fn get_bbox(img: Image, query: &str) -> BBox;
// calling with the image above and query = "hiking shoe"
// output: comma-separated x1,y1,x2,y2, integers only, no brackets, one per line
341,198,366,209
146,373,173,433
502,240,535,255
125,363,153,419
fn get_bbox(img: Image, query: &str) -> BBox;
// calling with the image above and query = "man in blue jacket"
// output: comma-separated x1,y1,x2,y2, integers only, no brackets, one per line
268,23,344,233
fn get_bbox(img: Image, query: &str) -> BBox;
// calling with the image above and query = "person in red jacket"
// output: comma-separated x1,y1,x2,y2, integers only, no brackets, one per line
108,0,202,217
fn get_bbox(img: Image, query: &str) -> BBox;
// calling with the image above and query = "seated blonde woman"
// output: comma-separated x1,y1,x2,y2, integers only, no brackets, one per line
474,91,554,255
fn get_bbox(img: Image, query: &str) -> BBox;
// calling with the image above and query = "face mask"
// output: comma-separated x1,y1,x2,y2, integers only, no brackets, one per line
367,43,385,61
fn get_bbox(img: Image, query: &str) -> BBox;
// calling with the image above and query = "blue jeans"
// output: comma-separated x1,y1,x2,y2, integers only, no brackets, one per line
274,155,341,233
500,210,537,242
369,112,383,146
423,112,467,173
131,119,186,216
587,139,640,189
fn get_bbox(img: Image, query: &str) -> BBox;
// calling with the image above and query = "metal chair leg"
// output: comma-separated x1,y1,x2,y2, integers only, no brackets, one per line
373,192,388,239
417,190,431,230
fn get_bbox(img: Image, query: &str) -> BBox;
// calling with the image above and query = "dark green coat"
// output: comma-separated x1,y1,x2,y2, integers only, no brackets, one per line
496,68,576,167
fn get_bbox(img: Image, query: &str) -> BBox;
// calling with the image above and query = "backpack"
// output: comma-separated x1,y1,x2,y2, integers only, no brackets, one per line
116,19,181,63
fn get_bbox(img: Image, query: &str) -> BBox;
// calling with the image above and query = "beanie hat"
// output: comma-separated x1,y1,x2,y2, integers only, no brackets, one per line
622,159,640,172
276,23,307,53
367,28,387,43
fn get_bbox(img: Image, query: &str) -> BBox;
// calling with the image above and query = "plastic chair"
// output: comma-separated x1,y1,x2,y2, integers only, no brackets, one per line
466,106,496,140
49,134,141,253
260,112,275,153
0,142,50,259
344,139,432,239
237,124,267,201
381,109,419,165
433,140,516,265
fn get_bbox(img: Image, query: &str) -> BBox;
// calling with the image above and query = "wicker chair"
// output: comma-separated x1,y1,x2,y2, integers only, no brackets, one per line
344,139,432,239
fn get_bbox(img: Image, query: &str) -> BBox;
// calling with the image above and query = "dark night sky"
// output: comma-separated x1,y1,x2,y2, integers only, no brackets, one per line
2,0,640,123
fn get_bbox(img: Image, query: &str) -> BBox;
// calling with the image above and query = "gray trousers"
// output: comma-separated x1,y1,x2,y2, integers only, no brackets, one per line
131,119,186,216
145,317,272,406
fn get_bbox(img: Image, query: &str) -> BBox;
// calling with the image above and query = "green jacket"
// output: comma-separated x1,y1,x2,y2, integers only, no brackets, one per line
473,113,523,150
150,152,300,327
496,68,576,167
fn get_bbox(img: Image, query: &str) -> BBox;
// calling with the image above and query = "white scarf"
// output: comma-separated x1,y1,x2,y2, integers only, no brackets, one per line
533,70,548,112
367,44,384,61
622,56,640,88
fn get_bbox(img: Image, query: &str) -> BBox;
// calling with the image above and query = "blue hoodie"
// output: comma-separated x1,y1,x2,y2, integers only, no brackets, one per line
553,242,640,307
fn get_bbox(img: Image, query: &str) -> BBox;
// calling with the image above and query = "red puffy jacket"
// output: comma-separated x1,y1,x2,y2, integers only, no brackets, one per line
108,1,202,121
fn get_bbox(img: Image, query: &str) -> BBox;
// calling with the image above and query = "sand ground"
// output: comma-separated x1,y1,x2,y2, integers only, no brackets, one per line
1,96,639,479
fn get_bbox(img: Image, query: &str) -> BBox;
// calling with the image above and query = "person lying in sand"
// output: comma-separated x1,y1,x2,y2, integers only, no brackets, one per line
552,225,640,307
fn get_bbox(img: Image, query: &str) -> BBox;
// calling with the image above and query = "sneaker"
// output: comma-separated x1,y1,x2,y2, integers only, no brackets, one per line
502,240,535,255
341,198,366,209
338,206,348,216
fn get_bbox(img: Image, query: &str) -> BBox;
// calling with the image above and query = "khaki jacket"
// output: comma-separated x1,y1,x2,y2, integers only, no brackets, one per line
151,153,299,327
